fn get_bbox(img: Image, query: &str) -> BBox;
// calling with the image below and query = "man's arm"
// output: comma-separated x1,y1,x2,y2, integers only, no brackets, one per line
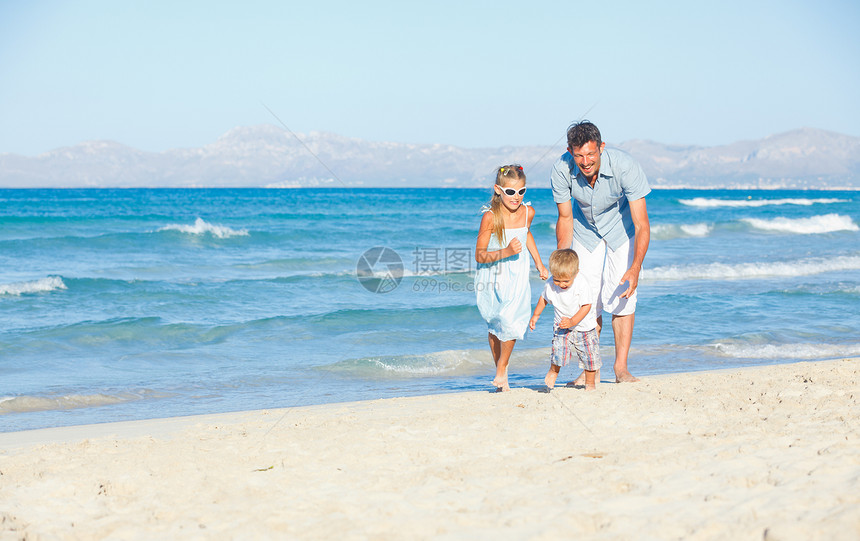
619,198,650,298
556,201,574,250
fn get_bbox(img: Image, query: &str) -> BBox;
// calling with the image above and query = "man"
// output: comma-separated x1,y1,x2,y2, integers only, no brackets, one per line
551,121,651,383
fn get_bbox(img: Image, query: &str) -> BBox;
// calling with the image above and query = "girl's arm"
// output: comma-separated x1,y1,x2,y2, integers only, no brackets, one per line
525,207,548,279
475,212,519,264
529,296,548,330
558,304,591,329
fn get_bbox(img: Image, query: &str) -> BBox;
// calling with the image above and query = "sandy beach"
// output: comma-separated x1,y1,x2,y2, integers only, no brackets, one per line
1,359,858,540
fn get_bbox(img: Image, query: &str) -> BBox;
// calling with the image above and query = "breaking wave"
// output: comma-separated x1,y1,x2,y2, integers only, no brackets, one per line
645,255,860,282
651,223,713,240
159,218,249,238
741,214,858,234
679,197,848,208
0,276,67,296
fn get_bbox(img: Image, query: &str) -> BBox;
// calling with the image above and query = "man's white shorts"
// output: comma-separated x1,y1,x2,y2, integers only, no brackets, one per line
572,236,637,316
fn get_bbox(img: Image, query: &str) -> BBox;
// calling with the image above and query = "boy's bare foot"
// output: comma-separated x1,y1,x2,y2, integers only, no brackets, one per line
584,383,597,391
615,370,639,383
544,370,558,390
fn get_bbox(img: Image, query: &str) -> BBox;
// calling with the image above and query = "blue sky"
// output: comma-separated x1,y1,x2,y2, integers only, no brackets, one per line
1,0,858,155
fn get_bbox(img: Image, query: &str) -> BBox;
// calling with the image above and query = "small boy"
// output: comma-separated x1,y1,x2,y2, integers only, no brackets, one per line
529,249,600,390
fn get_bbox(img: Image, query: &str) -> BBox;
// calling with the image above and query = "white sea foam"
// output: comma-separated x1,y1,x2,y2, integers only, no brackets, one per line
324,349,489,377
645,255,860,282
680,197,848,208
0,276,67,296
160,218,249,238
365,352,480,376
741,213,858,234
710,342,860,360
652,223,713,240
325,347,550,378
0,392,148,414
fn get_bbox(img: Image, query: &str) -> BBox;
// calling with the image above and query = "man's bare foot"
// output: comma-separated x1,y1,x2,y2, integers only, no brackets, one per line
544,370,558,390
615,370,640,383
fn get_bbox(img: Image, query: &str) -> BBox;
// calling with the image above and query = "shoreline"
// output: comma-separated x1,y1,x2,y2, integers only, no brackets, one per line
2,358,858,539
2,355,851,437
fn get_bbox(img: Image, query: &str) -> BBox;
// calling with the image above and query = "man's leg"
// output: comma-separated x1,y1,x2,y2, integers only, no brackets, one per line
603,238,639,382
611,313,639,382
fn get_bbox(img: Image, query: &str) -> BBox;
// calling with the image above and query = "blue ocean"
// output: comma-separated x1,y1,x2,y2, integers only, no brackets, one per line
2,188,859,432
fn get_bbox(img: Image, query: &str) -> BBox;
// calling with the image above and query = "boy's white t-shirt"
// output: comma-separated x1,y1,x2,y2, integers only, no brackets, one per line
541,274,598,332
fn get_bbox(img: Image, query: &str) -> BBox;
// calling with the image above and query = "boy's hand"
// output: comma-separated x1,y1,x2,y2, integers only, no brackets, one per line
529,315,539,330
558,316,573,329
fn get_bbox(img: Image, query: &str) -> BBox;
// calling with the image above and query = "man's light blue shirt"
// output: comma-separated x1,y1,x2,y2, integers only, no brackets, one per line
551,148,650,251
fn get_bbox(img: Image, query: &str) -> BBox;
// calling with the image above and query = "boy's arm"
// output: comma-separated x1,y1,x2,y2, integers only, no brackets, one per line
529,296,548,330
558,304,591,329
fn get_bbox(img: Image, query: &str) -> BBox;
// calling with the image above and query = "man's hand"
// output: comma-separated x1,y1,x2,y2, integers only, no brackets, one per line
619,265,641,298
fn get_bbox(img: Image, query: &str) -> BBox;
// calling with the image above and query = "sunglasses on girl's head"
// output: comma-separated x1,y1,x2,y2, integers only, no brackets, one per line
497,186,527,197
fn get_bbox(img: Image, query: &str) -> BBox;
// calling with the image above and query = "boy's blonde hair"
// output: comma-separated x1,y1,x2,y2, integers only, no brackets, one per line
549,249,579,278
487,164,526,246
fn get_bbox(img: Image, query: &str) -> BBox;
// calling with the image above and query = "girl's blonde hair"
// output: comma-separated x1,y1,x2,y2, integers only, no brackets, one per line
487,164,526,246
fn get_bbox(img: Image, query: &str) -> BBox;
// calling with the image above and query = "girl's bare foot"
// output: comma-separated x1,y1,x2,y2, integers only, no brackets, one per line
492,376,510,392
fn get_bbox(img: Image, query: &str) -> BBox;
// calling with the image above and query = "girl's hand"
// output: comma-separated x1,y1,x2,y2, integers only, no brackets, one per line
537,264,548,280
506,238,522,256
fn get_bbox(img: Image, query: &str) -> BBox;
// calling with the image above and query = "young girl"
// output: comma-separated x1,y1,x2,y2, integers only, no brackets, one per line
475,165,548,391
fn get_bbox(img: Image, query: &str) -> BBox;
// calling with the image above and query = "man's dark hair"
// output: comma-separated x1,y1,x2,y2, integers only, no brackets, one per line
567,121,602,150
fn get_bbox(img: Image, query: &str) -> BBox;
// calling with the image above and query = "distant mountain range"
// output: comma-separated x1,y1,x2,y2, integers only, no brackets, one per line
1,125,858,189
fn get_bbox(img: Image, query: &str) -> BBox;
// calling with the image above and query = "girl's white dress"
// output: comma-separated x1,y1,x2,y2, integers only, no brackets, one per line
474,205,532,341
